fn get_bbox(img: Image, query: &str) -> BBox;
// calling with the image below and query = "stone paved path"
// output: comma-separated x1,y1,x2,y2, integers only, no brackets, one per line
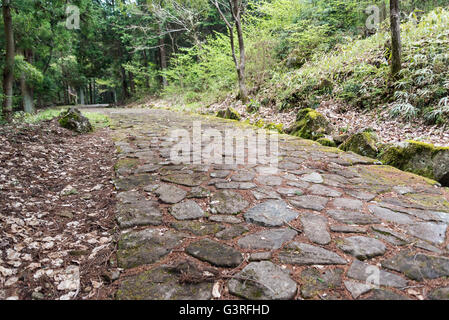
96,108,449,300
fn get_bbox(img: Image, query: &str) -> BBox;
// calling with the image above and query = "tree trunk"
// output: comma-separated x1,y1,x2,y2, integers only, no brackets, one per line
233,5,248,104
89,80,93,104
390,0,402,77
142,50,150,89
129,71,136,94
79,87,85,105
20,49,35,113
159,36,168,88
2,0,15,121
121,67,129,101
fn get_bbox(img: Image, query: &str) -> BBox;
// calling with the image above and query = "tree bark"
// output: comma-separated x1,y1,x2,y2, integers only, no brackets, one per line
2,0,15,121
390,0,402,77
159,36,168,88
212,0,248,103
121,67,129,101
20,49,35,113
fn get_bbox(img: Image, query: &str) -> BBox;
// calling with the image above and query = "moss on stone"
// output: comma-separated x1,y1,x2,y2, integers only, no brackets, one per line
379,140,449,183
265,122,284,133
317,138,337,148
217,107,241,121
114,158,139,171
339,131,378,158
287,108,332,140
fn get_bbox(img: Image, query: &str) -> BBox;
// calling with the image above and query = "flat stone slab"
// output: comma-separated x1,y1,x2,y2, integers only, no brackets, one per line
362,289,411,300
331,225,367,233
170,221,225,236
187,186,211,199
211,190,249,215
326,210,381,225
117,229,186,269
337,236,386,260
252,189,281,200
332,198,364,210
154,184,187,204
231,171,256,182
406,222,447,245
308,185,342,197
117,200,163,229
216,225,249,240
170,200,205,220
278,242,347,265
228,261,297,300
428,287,449,300
300,268,343,299
344,281,373,299
256,175,283,186
114,174,156,191
368,205,415,224
301,172,323,184
244,200,299,227
208,215,243,224
300,213,330,245
290,195,329,212
238,228,297,250
347,260,408,288
162,173,208,187
116,261,213,300
186,239,243,268
381,250,449,281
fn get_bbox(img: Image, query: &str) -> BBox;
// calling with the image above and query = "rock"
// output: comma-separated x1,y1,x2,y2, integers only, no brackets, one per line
326,209,381,225
238,228,297,250
58,108,93,134
332,198,364,210
228,261,297,300
308,184,342,197
217,107,241,121
278,242,347,265
290,195,328,211
211,190,249,215
244,200,299,227
256,175,283,186
346,189,376,201
170,200,205,220
371,226,410,246
405,222,447,245
216,225,249,240
231,171,256,182
116,261,213,300
333,134,350,146
208,215,243,224
330,225,367,233
300,268,343,299
186,239,243,268
117,229,186,269
347,260,408,288
287,108,333,141
170,221,225,236
344,281,373,299
250,252,272,261
117,200,163,229
187,186,211,199
300,214,331,245
162,173,208,187
317,138,337,148
381,250,449,281
336,236,386,260
154,184,187,204
31,291,45,300
428,287,449,300
252,188,281,200
301,172,324,184
339,131,379,158
368,204,414,224
362,289,411,300
379,140,449,186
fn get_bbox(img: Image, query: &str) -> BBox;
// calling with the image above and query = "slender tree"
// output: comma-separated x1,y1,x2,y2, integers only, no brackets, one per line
390,0,402,76
2,0,15,121
211,0,248,103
